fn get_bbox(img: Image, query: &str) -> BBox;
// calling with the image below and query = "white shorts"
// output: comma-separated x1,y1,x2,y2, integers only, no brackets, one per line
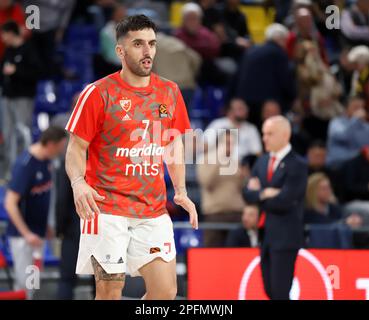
76,213,176,277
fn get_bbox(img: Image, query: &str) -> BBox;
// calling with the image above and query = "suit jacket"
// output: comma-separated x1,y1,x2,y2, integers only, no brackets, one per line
243,150,308,250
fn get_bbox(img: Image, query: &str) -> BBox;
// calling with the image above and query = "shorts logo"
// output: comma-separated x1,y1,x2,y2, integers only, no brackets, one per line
117,257,124,264
150,247,161,254
158,104,168,118
120,99,131,112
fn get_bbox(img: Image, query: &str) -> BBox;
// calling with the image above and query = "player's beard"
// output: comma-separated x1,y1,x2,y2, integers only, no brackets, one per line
125,53,152,77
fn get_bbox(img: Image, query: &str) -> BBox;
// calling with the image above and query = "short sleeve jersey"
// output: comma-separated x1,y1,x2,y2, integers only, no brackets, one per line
65,71,191,218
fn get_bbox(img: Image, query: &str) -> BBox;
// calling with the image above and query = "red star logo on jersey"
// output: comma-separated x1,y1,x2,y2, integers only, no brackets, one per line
120,99,131,112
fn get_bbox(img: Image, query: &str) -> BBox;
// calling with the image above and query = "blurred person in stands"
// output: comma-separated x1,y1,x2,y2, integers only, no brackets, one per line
342,146,369,225
153,32,201,108
23,0,75,78
220,0,249,39
243,116,308,300
348,45,369,110
197,129,246,247
225,204,259,248
286,7,328,63
198,0,222,31
298,40,344,141
258,100,282,132
341,0,369,47
304,172,363,228
236,23,296,125
4,127,67,299
326,96,369,168
0,0,28,62
174,2,225,85
307,140,329,175
204,98,262,160
98,2,126,76
1,21,42,180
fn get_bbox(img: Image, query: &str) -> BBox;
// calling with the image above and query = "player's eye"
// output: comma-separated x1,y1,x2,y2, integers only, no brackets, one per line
134,42,141,47
150,42,157,48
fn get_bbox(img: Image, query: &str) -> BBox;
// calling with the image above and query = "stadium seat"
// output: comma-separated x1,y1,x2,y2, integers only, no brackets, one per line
308,224,353,249
64,24,99,54
174,229,203,255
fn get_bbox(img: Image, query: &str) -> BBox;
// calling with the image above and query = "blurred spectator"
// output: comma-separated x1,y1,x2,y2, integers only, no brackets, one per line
198,0,222,31
348,45,369,110
23,0,76,78
287,7,328,64
341,0,369,47
283,0,314,28
271,0,293,23
236,23,296,124
99,3,126,70
225,205,259,247
1,21,42,179
332,47,355,99
197,130,245,247
307,140,329,175
258,99,282,131
326,96,369,168
153,32,201,108
304,173,363,227
343,146,369,203
0,0,28,61
174,2,225,85
4,127,67,299
204,98,262,160
220,0,249,39
175,3,220,61
298,40,344,141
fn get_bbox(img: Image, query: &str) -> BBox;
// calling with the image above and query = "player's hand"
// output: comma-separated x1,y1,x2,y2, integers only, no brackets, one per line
261,188,281,200
174,192,198,230
248,177,261,190
25,232,43,248
72,180,105,220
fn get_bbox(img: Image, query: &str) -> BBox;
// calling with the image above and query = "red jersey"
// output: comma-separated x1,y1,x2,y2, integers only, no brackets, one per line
65,71,191,218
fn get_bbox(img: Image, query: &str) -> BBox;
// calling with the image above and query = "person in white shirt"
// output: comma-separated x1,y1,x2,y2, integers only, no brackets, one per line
204,98,262,160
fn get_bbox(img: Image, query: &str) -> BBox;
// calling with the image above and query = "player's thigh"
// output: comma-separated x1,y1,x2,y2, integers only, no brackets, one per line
139,257,177,292
91,255,125,288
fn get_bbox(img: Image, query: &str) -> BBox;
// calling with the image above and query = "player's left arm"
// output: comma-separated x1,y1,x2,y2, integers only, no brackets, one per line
164,136,198,229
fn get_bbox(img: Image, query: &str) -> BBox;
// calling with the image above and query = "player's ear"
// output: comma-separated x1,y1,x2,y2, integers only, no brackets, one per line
115,44,125,59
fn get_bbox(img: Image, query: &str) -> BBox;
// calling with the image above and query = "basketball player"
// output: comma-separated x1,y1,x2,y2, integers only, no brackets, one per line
65,15,198,300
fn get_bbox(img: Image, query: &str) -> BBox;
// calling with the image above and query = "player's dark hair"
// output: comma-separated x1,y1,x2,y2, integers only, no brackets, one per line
1,20,20,35
116,14,157,41
40,127,67,146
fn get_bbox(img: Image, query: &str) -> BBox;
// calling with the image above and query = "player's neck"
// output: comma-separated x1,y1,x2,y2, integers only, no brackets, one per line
120,69,150,88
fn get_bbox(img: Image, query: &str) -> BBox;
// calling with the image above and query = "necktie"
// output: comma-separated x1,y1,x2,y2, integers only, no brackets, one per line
267,156,277,182
258,156,277,229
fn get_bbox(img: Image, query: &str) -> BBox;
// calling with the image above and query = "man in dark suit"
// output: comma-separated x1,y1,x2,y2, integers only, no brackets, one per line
235,23,296,124
243,116,308,300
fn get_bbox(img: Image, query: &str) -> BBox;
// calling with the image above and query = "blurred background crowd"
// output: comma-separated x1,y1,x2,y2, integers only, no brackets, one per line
0,0,369,299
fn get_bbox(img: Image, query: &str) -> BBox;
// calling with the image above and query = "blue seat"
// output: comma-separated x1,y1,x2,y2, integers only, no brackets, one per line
308,224,353,249
34,81,58,115
174,229,203,255
57,80,85,113
64,24,99,53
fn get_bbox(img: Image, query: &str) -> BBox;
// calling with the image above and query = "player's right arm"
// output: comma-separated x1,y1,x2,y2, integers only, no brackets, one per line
65,134,104,220
64,84,105,221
